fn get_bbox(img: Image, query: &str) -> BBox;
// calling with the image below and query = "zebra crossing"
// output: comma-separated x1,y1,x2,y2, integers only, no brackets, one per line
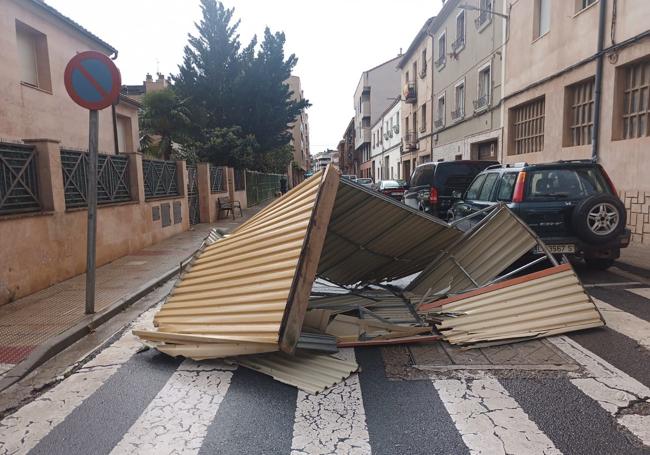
1,288,649,455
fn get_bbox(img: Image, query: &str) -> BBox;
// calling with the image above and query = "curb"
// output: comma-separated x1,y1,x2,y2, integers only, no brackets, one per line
0,260,187,393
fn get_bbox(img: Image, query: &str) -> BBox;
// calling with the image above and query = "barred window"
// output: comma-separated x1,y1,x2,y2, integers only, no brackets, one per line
511,97,545,155
568,78,595,146
622,59,650,139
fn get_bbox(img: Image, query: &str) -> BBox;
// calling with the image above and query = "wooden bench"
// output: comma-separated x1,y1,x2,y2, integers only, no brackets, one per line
217,196,243,220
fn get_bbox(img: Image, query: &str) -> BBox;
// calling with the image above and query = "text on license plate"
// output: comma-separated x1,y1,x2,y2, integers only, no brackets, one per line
533,244,576,254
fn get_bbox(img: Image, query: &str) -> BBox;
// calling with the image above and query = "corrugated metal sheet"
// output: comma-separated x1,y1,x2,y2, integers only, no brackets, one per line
423,264,604,346
136,171,325,359
296,332,339,353
407,205,539,296
236,352,359,394
317,180,462,285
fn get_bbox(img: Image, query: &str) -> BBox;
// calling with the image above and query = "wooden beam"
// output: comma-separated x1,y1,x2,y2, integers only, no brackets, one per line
279,164,340,353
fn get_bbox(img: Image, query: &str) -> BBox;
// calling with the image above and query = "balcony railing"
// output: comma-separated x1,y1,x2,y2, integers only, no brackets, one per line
473,94,490,111
403,82,417,104
434,118,444,129
451,108,464,121
435,55,446,69
475,11,491,29
451,35,465,52
403,132,418,151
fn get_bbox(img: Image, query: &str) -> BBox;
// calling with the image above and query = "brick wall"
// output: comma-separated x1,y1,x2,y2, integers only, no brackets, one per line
621,191,650,244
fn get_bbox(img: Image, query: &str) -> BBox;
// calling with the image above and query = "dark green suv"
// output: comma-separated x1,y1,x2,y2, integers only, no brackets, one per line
449,160,631,269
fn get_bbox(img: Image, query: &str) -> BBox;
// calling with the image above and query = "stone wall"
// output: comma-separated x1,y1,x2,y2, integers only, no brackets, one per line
621,191,650,244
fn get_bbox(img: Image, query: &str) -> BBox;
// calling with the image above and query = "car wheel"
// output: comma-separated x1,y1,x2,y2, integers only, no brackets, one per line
585,258,615,270
571,194,626,244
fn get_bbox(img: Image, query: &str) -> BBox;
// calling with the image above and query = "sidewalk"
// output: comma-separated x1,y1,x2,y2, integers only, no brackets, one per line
616,242,650,279
0,203,267,386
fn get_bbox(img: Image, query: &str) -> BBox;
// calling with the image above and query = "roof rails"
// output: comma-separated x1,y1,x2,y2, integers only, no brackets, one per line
553,159,593,164
485,164,502,170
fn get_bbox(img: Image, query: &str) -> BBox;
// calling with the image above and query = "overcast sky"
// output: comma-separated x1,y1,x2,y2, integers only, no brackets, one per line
48,0,443,155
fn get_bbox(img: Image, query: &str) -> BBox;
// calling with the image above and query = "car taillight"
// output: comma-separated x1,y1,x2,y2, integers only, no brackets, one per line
600,166,618,195
429,187,438,204
512,171,526,203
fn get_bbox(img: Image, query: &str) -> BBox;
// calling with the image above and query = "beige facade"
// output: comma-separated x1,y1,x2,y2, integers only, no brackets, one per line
0,0,140,154
286,75,310,187
428,0,503,165
502,0,650,243
398,17,434,180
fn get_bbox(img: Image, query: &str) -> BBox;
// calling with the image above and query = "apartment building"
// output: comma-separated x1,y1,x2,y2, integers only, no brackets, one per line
122,72,170,102
285,75,311,187
502,0,650,243
0,0,140,154
337,118,355,175
353,56,402,179
429,0,504,163
370,99,402,180
398,17,434,180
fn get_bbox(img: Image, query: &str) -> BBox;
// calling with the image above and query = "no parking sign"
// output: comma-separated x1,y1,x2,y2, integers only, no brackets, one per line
64,51,121,315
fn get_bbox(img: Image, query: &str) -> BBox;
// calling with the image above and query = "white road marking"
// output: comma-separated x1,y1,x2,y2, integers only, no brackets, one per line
593,297,650,349
0,306,158,455
432,374,561,455
110,360,235,455
291,348,370,455
627,287,650,300
550,336,650,445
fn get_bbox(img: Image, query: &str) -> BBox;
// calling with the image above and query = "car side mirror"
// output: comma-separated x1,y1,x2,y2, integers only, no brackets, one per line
451,190,463,199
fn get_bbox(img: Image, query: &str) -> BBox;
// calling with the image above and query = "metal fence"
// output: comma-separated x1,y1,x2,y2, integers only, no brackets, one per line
210,166,226,193
143,159,179,200
0,143,40,215
60,149,131,208
187,165,200,225
234,169,246,192
245,170,283,207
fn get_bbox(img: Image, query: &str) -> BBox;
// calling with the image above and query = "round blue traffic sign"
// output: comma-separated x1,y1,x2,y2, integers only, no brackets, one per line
64,51,121,110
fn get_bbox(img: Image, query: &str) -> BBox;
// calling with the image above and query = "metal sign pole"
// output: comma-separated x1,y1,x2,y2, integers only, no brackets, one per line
85,109,99,315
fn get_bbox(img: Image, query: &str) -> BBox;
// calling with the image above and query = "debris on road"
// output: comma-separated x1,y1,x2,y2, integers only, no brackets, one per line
136,165,605,393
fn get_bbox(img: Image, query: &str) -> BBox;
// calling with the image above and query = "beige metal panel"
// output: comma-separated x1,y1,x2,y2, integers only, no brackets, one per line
236,352,359,394
427,264,604,346
136,170,325,358
408,206,539,295
317,181,462,284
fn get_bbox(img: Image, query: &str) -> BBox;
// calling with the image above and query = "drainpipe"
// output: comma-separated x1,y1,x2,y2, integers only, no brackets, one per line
591,0,607,162
112,103,119,154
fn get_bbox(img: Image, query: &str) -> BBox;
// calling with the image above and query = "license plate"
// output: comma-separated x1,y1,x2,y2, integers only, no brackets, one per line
533,244,575,254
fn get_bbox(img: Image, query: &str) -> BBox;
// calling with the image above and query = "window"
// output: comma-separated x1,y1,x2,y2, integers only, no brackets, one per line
621,59,650,139
436,33,446,69
15,21,52,91
436,95,445,127
413,110,418,135
476,65,491,110
476,0,493,29
511,97,545,154
566,78,595,146
453,11,465,52
496,173,518,201
116,115,134,153
526,168,607,200
420,104,427,132
576,0,597,12
420,48,427,78
453,83,465,120
534,0,551,39
466,174,487,199
478,173,499,201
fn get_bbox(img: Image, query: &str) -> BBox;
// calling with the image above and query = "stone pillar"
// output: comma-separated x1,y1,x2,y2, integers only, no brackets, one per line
125,152,144,202
227,167,235,201
176,160,187,197
22,138,65,213
197,163,212,223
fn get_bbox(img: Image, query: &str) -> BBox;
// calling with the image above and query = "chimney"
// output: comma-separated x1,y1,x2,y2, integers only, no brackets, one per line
145,73,153,82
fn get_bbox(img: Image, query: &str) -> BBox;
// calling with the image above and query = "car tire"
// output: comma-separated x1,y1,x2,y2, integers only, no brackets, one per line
585,258,615,270
571,194,626,244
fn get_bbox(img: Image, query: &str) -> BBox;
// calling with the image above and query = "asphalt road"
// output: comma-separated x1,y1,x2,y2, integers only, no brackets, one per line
1,265,649,455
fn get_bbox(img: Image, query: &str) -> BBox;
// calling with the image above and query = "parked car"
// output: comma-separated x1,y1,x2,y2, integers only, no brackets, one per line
449,160,631,269
404,160,498,219
373,180,408,201
356,178,373,188
342,175,357,181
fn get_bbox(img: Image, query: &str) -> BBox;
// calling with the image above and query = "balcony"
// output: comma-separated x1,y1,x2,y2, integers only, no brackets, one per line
451,108,464,121
475,11,491,30
435,54,446,70
473,94,490,112
434,118,444,129
403,82,417,104
403,132,418,152
451,35,465,53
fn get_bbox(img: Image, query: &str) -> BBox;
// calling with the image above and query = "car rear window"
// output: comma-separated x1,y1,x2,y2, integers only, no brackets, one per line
497,172,518,201
466,174,486,200
381,180,401,189
357,178,372,184
478,173,499,201
436,163,495,195
526,167,608,200
411,165,435,186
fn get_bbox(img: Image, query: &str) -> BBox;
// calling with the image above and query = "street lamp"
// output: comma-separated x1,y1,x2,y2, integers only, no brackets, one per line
458,3,510,20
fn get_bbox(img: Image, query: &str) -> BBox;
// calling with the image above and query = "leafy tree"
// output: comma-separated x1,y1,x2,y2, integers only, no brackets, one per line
140,88,190,160
193,126,257,169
